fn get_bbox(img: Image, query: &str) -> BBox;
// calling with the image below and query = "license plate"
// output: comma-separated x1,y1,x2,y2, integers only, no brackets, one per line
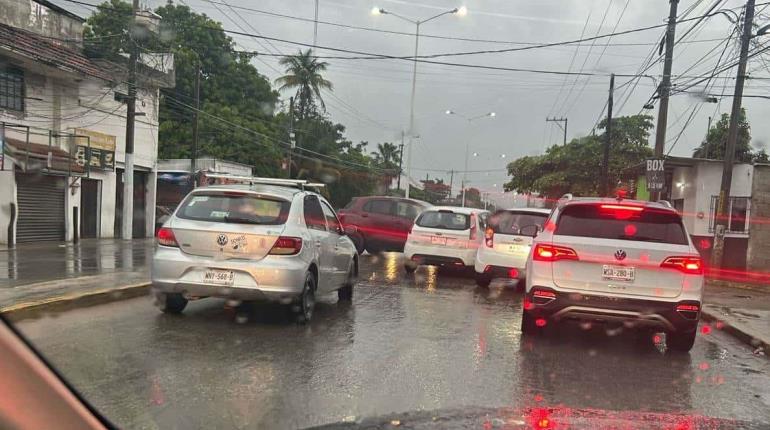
431,236,447,245
203,269,234,285
507,244,527,253
602,265,635,281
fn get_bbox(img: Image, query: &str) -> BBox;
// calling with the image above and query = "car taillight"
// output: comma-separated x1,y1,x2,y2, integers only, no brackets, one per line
532,244,578,262
469,213,478,241
661,256,703,274
157,227,178,247
676,303,700,320
269,236,303,255
484,227,494,248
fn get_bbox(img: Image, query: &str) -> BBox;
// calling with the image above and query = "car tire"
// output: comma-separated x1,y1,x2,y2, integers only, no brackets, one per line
292,272,316,324
475,273,492,288
667,329,697,352
159,292,187,314
520,311,543,336
338,262,356,302
404,262,417,274
365,242,381,254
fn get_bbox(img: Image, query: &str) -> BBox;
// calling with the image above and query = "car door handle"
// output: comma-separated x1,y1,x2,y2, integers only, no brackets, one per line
361,213,369,218
315,241,322,248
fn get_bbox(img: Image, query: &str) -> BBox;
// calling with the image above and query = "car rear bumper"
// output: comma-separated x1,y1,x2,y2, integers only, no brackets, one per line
524,287,700,332
474,249,526,278
404,242,476,266
151,245,308,302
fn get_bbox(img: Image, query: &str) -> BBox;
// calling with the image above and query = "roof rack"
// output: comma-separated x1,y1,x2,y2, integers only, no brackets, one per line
203,173,326,190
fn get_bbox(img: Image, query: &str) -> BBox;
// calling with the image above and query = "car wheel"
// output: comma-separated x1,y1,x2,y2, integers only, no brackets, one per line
667,329,697,352
365,242,381,254
292,272,316,324
158,292,187,314
475,273,492,288
404,261,417,274
338,261,356,302
520,311,544,336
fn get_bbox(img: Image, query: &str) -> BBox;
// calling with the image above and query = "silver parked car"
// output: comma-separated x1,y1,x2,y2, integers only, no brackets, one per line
152,180,358,323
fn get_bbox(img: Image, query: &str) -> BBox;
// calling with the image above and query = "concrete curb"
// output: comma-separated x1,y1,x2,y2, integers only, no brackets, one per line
705,279,770,294
700,308,768,357
0,282,151,321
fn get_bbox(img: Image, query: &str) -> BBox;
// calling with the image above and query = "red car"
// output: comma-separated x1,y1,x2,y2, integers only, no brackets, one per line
338,196,431,254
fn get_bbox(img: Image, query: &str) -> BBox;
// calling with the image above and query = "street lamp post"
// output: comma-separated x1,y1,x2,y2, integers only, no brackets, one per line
373,6,466,199
445,110,495,207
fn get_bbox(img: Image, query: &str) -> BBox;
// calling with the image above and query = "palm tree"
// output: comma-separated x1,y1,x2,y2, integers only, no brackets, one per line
372,142,401,168
275,49,333,119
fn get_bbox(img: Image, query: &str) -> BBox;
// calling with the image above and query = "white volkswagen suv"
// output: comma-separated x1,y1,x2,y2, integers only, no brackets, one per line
522,197,704,352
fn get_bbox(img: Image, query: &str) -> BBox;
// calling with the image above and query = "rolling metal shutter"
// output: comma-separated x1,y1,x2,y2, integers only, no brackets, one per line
16,174,66,243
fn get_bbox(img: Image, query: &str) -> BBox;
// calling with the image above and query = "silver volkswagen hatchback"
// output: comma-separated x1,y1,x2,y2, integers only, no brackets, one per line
152,181,358,323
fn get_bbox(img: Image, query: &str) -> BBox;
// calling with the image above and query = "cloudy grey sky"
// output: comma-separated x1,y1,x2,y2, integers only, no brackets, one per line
64,0,770,197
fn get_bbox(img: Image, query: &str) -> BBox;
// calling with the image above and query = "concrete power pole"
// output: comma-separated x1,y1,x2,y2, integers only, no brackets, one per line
191,65,200,187
397,131,404,192
546,117,568,145
601,73,614,197
651,0,679,201
122,0,139,240
288,97,295,179
712,0,755,269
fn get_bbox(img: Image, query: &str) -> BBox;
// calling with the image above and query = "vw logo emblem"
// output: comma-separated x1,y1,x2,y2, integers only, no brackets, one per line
216,234,229,247
614,249,627,261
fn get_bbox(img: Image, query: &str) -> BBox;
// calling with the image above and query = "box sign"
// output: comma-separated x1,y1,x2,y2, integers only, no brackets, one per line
646,158,665,192
74,128,116,171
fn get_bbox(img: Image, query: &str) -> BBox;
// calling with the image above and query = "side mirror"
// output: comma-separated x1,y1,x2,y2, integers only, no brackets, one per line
344,225,358,236
519,224,540,237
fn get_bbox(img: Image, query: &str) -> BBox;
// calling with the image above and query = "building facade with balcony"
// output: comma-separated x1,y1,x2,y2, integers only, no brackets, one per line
0,0,173,245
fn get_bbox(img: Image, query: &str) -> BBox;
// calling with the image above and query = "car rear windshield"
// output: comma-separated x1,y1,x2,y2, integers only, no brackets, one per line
176,192,290,225
555,204,688,245
489,210,549,235
416,210,470,231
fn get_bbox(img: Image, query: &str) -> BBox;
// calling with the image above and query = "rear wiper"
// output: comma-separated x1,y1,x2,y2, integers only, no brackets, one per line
224,215,264,224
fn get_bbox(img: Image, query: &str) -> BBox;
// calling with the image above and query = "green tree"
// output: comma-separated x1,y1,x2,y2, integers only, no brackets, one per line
82,0,133,58
693,109,752,162
275,49,333,119
505,114,654,199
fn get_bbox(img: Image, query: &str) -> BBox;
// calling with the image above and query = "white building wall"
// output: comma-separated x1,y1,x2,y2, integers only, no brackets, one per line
671,162,753,237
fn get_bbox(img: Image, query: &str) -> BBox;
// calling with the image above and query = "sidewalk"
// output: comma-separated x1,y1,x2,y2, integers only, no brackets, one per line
0,238,153,311
702,279,770,356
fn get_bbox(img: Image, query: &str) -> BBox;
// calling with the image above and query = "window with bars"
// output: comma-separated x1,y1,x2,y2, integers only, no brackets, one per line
0,68,24,112
709,196,750,234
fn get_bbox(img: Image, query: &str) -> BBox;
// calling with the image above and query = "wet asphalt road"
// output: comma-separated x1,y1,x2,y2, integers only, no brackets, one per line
13,253,770,429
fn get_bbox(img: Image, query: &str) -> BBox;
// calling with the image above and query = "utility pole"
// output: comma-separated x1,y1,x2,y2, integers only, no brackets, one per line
397,131,404,191
712,0,755,269
287,97,295,178
546,117,568,145
313,0,319,47
191,65,200,187
601,73,615,197
651,0,679,201
122,0,139,240
448,169,454,199
405,22,421,200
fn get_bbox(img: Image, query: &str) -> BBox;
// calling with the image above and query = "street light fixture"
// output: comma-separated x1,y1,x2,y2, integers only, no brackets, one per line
373,6,465,199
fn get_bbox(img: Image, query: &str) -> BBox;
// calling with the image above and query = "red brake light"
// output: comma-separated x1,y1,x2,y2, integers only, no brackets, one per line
533,290,556,299
676,304,700,312
157,227,178,247
661,256,703,274
599,204,644,212
532,244,578,262
469,213,478,241
484,227,494,248
269,236,303,255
